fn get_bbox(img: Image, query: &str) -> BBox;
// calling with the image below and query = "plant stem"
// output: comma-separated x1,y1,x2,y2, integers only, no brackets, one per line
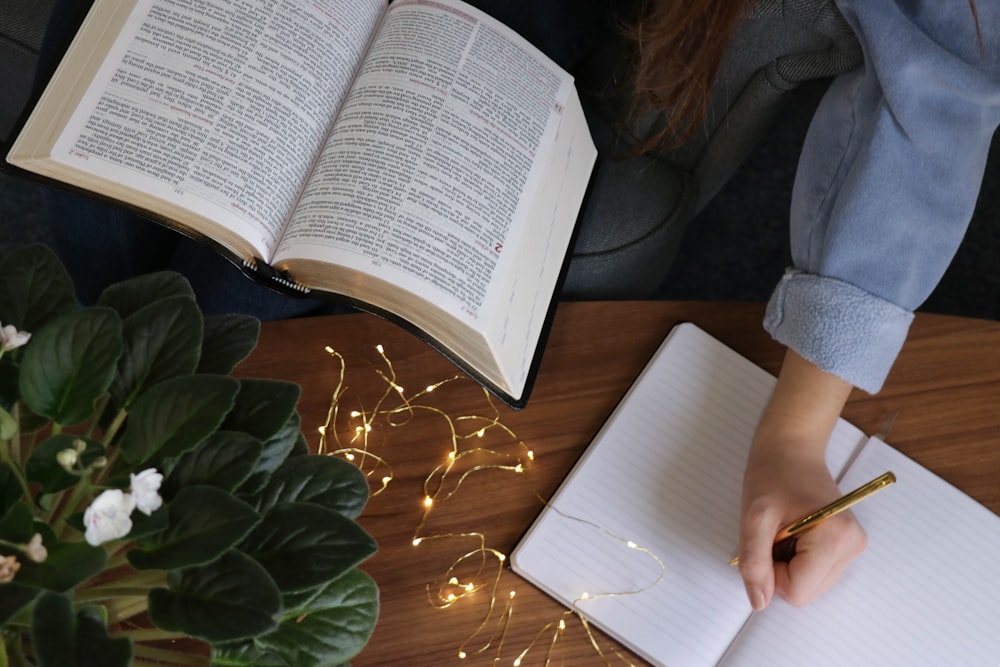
106,596,149,625
130,643,209,666
88,394,111,440
0,438,33,506
76,586,155,601
114,628,191,643
51,469,93,536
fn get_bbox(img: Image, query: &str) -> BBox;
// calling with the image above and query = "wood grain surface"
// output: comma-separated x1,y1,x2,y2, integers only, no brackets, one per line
235,301,1000,667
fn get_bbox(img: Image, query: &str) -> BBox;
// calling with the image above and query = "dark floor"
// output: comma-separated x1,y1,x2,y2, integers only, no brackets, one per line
1,78,998,321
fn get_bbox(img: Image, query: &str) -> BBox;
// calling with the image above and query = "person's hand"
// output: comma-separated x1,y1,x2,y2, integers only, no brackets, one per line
735,349,865,610
737,444,867,610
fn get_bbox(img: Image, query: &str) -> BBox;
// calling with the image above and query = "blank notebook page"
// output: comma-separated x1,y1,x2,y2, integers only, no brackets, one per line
721,436,1000,667
511,323,867,667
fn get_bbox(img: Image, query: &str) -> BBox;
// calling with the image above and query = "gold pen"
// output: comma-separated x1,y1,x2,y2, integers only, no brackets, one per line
729,471,896,566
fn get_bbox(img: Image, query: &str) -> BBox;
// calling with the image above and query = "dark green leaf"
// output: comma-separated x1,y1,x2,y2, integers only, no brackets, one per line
31,592,74,667
148,549,281,643
111,295,204,410
162,431,263,499
0,244,77,333
237,412,302,496
118,375,240,466
25,434,105,495
128,486,260,571
0,356,19,411
0,462,23,514
199,315,260,375
253,455,369,519
288,431,309,458
0,502,34,543
222,380,300,442
211,641,289,667
240,503,377,593
30,592,132,667
14,525,107,592
74,606,134,667
0,580,39,625
18,309,123,426
259,569,378,666
127,503,170,541
96,271,195,320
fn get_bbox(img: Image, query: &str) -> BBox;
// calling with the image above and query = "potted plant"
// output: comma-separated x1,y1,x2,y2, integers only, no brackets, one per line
0,244,378,666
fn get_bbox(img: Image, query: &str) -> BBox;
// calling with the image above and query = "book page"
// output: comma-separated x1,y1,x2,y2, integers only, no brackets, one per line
722,436,1000,666
41,0,384,258
274,0,578,325
510,323,868,667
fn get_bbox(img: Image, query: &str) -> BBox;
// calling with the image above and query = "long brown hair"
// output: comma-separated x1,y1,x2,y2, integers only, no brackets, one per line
629,0,752,150
630,0,983,151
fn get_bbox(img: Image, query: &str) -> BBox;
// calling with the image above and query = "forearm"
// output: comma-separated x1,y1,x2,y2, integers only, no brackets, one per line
752,348,852,463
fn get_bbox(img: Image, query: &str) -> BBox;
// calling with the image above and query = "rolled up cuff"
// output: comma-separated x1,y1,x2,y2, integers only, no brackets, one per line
764,269,914,393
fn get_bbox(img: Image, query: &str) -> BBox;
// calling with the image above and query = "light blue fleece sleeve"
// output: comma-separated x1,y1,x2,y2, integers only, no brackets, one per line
765,0,1000,393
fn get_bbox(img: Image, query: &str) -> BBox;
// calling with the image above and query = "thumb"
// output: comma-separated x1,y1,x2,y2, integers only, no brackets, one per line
737,510,780,611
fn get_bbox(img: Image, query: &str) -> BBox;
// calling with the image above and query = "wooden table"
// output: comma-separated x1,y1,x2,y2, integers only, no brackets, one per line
236,301,1000,666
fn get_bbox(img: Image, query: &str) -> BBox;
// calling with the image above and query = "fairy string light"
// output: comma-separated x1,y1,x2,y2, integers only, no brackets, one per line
317,343,664,665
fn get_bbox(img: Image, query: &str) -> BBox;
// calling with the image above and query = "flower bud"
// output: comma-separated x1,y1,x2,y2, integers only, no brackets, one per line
0,323,30,351
23,534,47,564
0,555,21,584
57,448,79,471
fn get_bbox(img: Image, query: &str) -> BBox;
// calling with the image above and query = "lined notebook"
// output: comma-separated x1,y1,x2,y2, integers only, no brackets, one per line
510,323,1000,667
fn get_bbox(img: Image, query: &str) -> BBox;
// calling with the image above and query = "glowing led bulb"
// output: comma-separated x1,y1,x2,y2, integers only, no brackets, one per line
627,540,638,549
447,451,456,459
558,619,566,631
508,590,516,599
325,346,335,353
376,344,384,353
426,385,436,393
458,651,466,659
449,577,460,586
446,593,456,602
350,410,361,418
527,450,535,460
317,425,326,435
476,428,485,438
580,592,590,600
423,496,434,508
497,553,506,562
381,476,391,485
464,583,474,591
514,464,523,473
344,453,355,461
412,538,422,546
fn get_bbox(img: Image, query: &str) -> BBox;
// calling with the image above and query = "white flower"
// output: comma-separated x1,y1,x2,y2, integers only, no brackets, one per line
0,323,30,351
23,533,47,563
83,489,136,546
130,468,164,516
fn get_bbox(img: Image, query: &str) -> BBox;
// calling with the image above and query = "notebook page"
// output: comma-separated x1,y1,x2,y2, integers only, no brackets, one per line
511,323,867,667
722,436,1000,666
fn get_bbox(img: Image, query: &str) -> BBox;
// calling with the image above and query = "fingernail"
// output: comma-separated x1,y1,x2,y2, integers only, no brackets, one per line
746,585,766,611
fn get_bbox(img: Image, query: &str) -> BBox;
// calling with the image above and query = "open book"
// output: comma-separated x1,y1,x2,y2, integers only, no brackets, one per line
511,323,1000,666
5,0,596,408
